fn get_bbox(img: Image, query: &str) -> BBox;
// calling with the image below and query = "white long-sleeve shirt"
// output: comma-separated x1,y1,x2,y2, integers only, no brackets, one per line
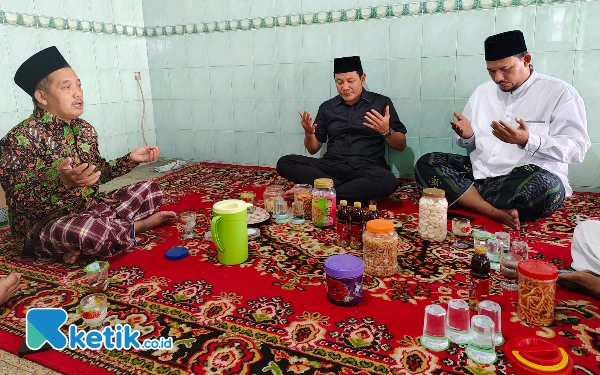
457,69,591,197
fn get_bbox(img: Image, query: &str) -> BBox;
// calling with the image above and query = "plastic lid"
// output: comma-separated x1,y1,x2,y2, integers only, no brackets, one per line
265,185,283,192
84,261,109,273
165,246,189,260
505,336,573,375
423,188,445,198
475,245,488,255
213,199,252,214
366,219,394,234
518,260,558,281
354,202,362,208
369,205,377,211
340,200,348,206
325,254,364,278
314,178,334,189
473,230,494,240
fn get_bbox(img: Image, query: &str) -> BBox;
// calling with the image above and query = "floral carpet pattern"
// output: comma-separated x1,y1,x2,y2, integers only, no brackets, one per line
1,163,600,375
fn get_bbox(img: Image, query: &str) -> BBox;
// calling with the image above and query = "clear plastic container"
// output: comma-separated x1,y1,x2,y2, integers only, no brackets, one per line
263,185,284,214
472,230,493,249
293,184,313,220
418,188,448,242
312,178,336,228
363,219,398,277
517,260,558,327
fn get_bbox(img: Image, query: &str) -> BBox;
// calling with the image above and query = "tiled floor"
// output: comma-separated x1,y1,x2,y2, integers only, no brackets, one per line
0,159,179,374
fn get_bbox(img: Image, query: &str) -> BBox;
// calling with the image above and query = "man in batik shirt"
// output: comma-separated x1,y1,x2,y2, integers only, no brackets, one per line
0,46,177,264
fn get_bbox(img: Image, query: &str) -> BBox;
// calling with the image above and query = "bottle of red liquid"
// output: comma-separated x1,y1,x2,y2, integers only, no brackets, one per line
350,202,364,250
336,200,350,247
469,245,491,311
364,204,379,225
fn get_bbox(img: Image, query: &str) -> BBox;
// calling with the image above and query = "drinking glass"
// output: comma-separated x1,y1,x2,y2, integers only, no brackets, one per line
84,261,110,293
452,218,472,249
420,304,449,351
500,241,529,291
495,232,510,249
240,192,255,213
274,200,289,224
465,315,497,364
291,201,305,225
180,210,196,239
487,238,503,270
446,299,471,344
478,300,504,345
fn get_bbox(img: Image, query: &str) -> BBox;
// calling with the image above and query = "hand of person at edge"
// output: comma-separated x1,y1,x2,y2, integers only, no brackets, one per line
58,157,101,187
298,110,317,135
364,106,391,134
130,146,160,163
450,111,474,139
491,118,529,147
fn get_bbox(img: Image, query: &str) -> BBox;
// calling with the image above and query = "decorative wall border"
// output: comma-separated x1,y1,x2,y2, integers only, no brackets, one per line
0,0,583,38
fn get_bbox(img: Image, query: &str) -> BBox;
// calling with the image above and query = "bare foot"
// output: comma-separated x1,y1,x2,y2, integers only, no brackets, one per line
63,251,81,265
134,211,178,234
0,273,22,305
488,208,520,229
558,271,600,300
284,188,294,201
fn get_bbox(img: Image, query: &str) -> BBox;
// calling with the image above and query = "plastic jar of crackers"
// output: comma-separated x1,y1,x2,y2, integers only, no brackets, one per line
293,184,312,220
263,185,284,214
312,178,336,228
517,260,558,327
418,188,448,242
363,219,398,277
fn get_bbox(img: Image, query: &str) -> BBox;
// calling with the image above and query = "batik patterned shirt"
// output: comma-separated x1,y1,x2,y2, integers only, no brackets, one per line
0,107,138,250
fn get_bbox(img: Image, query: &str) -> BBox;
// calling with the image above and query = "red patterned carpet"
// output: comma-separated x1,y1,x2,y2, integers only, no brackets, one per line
1,163,600,375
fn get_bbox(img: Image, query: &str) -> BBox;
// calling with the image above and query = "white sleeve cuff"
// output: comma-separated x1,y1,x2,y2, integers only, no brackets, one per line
456,134,475,148
523,132,542,155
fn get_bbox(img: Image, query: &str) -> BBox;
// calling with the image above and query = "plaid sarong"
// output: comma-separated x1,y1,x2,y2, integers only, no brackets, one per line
36,181,163,258
414,153,565,223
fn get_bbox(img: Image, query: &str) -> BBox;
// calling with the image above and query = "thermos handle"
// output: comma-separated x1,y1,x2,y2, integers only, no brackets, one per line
211,216,225,253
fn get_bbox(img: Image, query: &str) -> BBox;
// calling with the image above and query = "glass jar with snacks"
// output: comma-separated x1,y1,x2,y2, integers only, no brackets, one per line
263,185,284,214
517,260,558,327
363,219,398,277
418,188,448,242
293,184,313,220
472,230,493,249
312,178,336,228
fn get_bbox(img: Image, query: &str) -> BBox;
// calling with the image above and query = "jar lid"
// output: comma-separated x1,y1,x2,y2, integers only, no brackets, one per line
325,254,364,278
265,184,283,191
472,230,493,240
366,219,394,234
314,178,334,189
505,336,573,375
422,188,445,198
518,260,558,281
294,183,312,190
340,200,348,206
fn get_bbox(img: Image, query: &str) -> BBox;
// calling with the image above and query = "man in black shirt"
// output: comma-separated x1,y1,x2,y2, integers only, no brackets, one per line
276,56,408,202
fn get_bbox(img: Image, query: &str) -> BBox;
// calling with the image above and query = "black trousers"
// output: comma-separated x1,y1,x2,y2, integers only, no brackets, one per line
276,155,398,202
414,152,566,223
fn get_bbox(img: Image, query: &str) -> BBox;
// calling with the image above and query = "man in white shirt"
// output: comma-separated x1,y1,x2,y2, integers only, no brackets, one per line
414,30,590,229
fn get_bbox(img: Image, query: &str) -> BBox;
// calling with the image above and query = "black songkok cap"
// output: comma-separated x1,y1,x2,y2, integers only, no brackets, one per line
484,30,527,61
14,46,70,97
334,56,363,74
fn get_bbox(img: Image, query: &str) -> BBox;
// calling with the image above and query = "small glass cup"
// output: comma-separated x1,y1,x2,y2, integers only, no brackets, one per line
274,200,289,224
240,192,255,213
495,232,510,249
180,210,196,239
465,315,497,364
452,218,472,249
446,299,471,344
487,238,503,270
291,201,305,225
500,241,529,291
478,300,504,346
84,261,110,293
420,304,449,351
80,294,108,327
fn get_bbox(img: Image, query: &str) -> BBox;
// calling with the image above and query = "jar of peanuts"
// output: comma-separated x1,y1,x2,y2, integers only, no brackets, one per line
363,219,398,277
263,185,284,214
418,188,448,242
312,178,336,228
517,260,558,327
293,184,313,220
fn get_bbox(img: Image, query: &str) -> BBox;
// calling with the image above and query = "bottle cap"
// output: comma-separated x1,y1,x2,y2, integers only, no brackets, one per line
366,219,394,234
369,205,377,211
340,200,348,206
475,245,487,255
354,202,362,208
